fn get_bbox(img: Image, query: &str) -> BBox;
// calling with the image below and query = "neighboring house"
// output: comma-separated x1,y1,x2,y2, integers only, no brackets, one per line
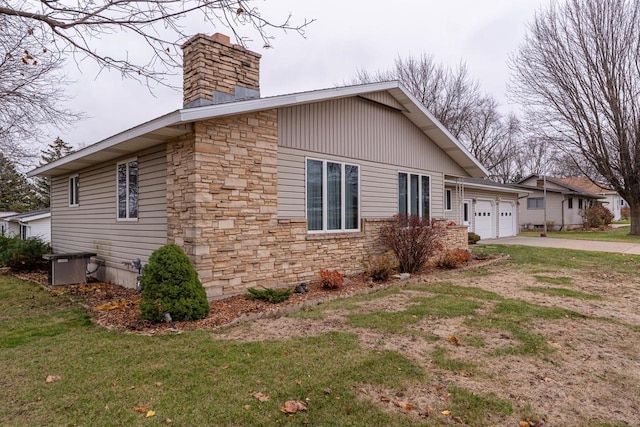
0,212,18,236
556,176,628,221
2,209,51,243
29,33,513,298
444,178,531,239
515,175,605,230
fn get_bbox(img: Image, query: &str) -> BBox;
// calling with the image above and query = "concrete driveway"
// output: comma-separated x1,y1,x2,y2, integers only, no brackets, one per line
478,236,640,255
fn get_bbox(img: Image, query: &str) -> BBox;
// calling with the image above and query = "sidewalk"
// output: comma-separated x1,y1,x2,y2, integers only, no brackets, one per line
478,236,640,255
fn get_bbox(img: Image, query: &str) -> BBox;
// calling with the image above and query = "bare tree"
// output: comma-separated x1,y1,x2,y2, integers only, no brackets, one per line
352,54,520,178
0,15,80,165
0,0,312,86
509,0,640,234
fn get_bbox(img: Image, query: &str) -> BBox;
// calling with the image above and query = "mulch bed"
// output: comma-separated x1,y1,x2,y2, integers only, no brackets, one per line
14,255,506,335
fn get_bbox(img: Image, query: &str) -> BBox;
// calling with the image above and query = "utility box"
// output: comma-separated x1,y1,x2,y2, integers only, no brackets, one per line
43,252,97,286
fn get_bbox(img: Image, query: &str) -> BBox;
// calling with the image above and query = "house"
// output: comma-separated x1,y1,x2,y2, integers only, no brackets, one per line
0,212,18,236
445,178,531,239
1,209,51,243
29,33,518,298
555,176,629,221
515,175,605,230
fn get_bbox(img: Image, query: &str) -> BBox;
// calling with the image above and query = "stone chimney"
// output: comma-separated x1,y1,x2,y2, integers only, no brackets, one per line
182,33,261,108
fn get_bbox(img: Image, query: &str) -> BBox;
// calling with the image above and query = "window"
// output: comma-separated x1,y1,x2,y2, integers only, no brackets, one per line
306,158,359,232
527,197,544,209
398,172,430,218
445,189,452,211
69,175,79,206
621,199,625,206
463,201,470,224
20,224,28,240
117,159,139,220
568,197,573,209
578,198,583,209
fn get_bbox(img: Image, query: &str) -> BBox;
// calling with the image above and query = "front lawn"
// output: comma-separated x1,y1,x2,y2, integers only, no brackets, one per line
519,225,640,243
2,245,640,426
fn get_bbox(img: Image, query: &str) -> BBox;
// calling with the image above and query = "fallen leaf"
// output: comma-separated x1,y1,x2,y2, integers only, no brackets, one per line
380,395,391,402
252,392,270,402
154,382,163,387
453,415,463,423
134,407,148,413
244,404,250,410
459,370,471,377
295,379,302,385
146,410,155,418
45,375,61,383
447,335,460,346
221,364,229,370
280,400,307,414
323,387,332,395
165,419,172,424
519,421,530,427
441,410,451,415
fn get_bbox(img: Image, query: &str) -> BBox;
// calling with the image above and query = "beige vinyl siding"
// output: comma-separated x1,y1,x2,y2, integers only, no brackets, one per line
50,145,167,284
359,92,405,110
518,190,565,228
278,97,467,176
277,146,445,219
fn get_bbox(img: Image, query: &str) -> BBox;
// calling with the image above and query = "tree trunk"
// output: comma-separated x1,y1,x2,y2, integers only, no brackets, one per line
630,201,640,236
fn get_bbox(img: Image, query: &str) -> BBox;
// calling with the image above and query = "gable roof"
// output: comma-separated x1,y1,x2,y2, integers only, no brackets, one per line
516,174,605,199
555,176,616,195
4,209,51,223
28,81,489,179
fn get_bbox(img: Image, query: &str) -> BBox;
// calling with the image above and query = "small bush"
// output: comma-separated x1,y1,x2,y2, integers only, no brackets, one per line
360,251,397,282
319,269,344,289
139,244,209,322
378,215,445,273
1,236,51,272
436,249,471,269
621,206,630,220
468,232,481,245
246,286,293,303
581,205,614,228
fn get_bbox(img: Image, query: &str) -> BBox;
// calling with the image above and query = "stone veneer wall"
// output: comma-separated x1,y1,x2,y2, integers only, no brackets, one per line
166,110,469,298
182,33,261,106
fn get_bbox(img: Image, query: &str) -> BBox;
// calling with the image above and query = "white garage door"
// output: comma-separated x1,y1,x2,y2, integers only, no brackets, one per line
474,200,495,239
499,202,515,237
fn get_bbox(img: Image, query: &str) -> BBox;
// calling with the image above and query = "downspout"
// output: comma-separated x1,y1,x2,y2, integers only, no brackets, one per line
560,199,565,231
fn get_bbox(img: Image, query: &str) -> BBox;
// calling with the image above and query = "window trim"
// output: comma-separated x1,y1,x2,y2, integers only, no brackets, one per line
398,171,432,219
69,174,79,207
116,158,139,222
305,157,361,233
463,200,471,225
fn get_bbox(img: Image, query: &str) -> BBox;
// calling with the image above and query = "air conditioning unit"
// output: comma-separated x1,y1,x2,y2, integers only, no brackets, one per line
43,252,97,286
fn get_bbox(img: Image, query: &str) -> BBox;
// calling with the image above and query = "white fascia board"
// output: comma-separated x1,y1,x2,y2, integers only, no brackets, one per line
444,180,532,195
28,110,184,177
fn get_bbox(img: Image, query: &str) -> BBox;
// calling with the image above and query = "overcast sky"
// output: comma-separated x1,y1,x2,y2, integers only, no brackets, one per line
52,0,546,151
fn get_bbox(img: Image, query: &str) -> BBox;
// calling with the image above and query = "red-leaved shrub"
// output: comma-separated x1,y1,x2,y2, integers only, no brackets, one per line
319,269,344,289
436,249,471,269
378,215,445,273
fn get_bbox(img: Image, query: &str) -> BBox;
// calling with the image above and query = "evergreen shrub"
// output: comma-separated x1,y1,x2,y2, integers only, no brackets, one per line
139,244,209,322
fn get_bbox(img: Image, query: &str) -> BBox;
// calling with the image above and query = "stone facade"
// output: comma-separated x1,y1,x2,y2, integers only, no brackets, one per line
182,33,261,106
167,32,470,299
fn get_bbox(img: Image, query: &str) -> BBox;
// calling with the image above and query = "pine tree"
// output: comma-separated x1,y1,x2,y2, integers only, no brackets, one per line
34,137,74,208
0,153,38,212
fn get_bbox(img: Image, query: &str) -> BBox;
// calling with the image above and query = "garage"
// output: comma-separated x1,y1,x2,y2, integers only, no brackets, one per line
474,200,495,239
498,202,516,237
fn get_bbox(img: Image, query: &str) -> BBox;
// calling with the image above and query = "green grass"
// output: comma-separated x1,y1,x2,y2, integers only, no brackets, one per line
448,385,513,426
347,295,482,333
472,245,640,276
0,275,430,427
431,346,480,375
408,282,503,301
520,226,640,243
533,275,573,285
525,286,603,300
